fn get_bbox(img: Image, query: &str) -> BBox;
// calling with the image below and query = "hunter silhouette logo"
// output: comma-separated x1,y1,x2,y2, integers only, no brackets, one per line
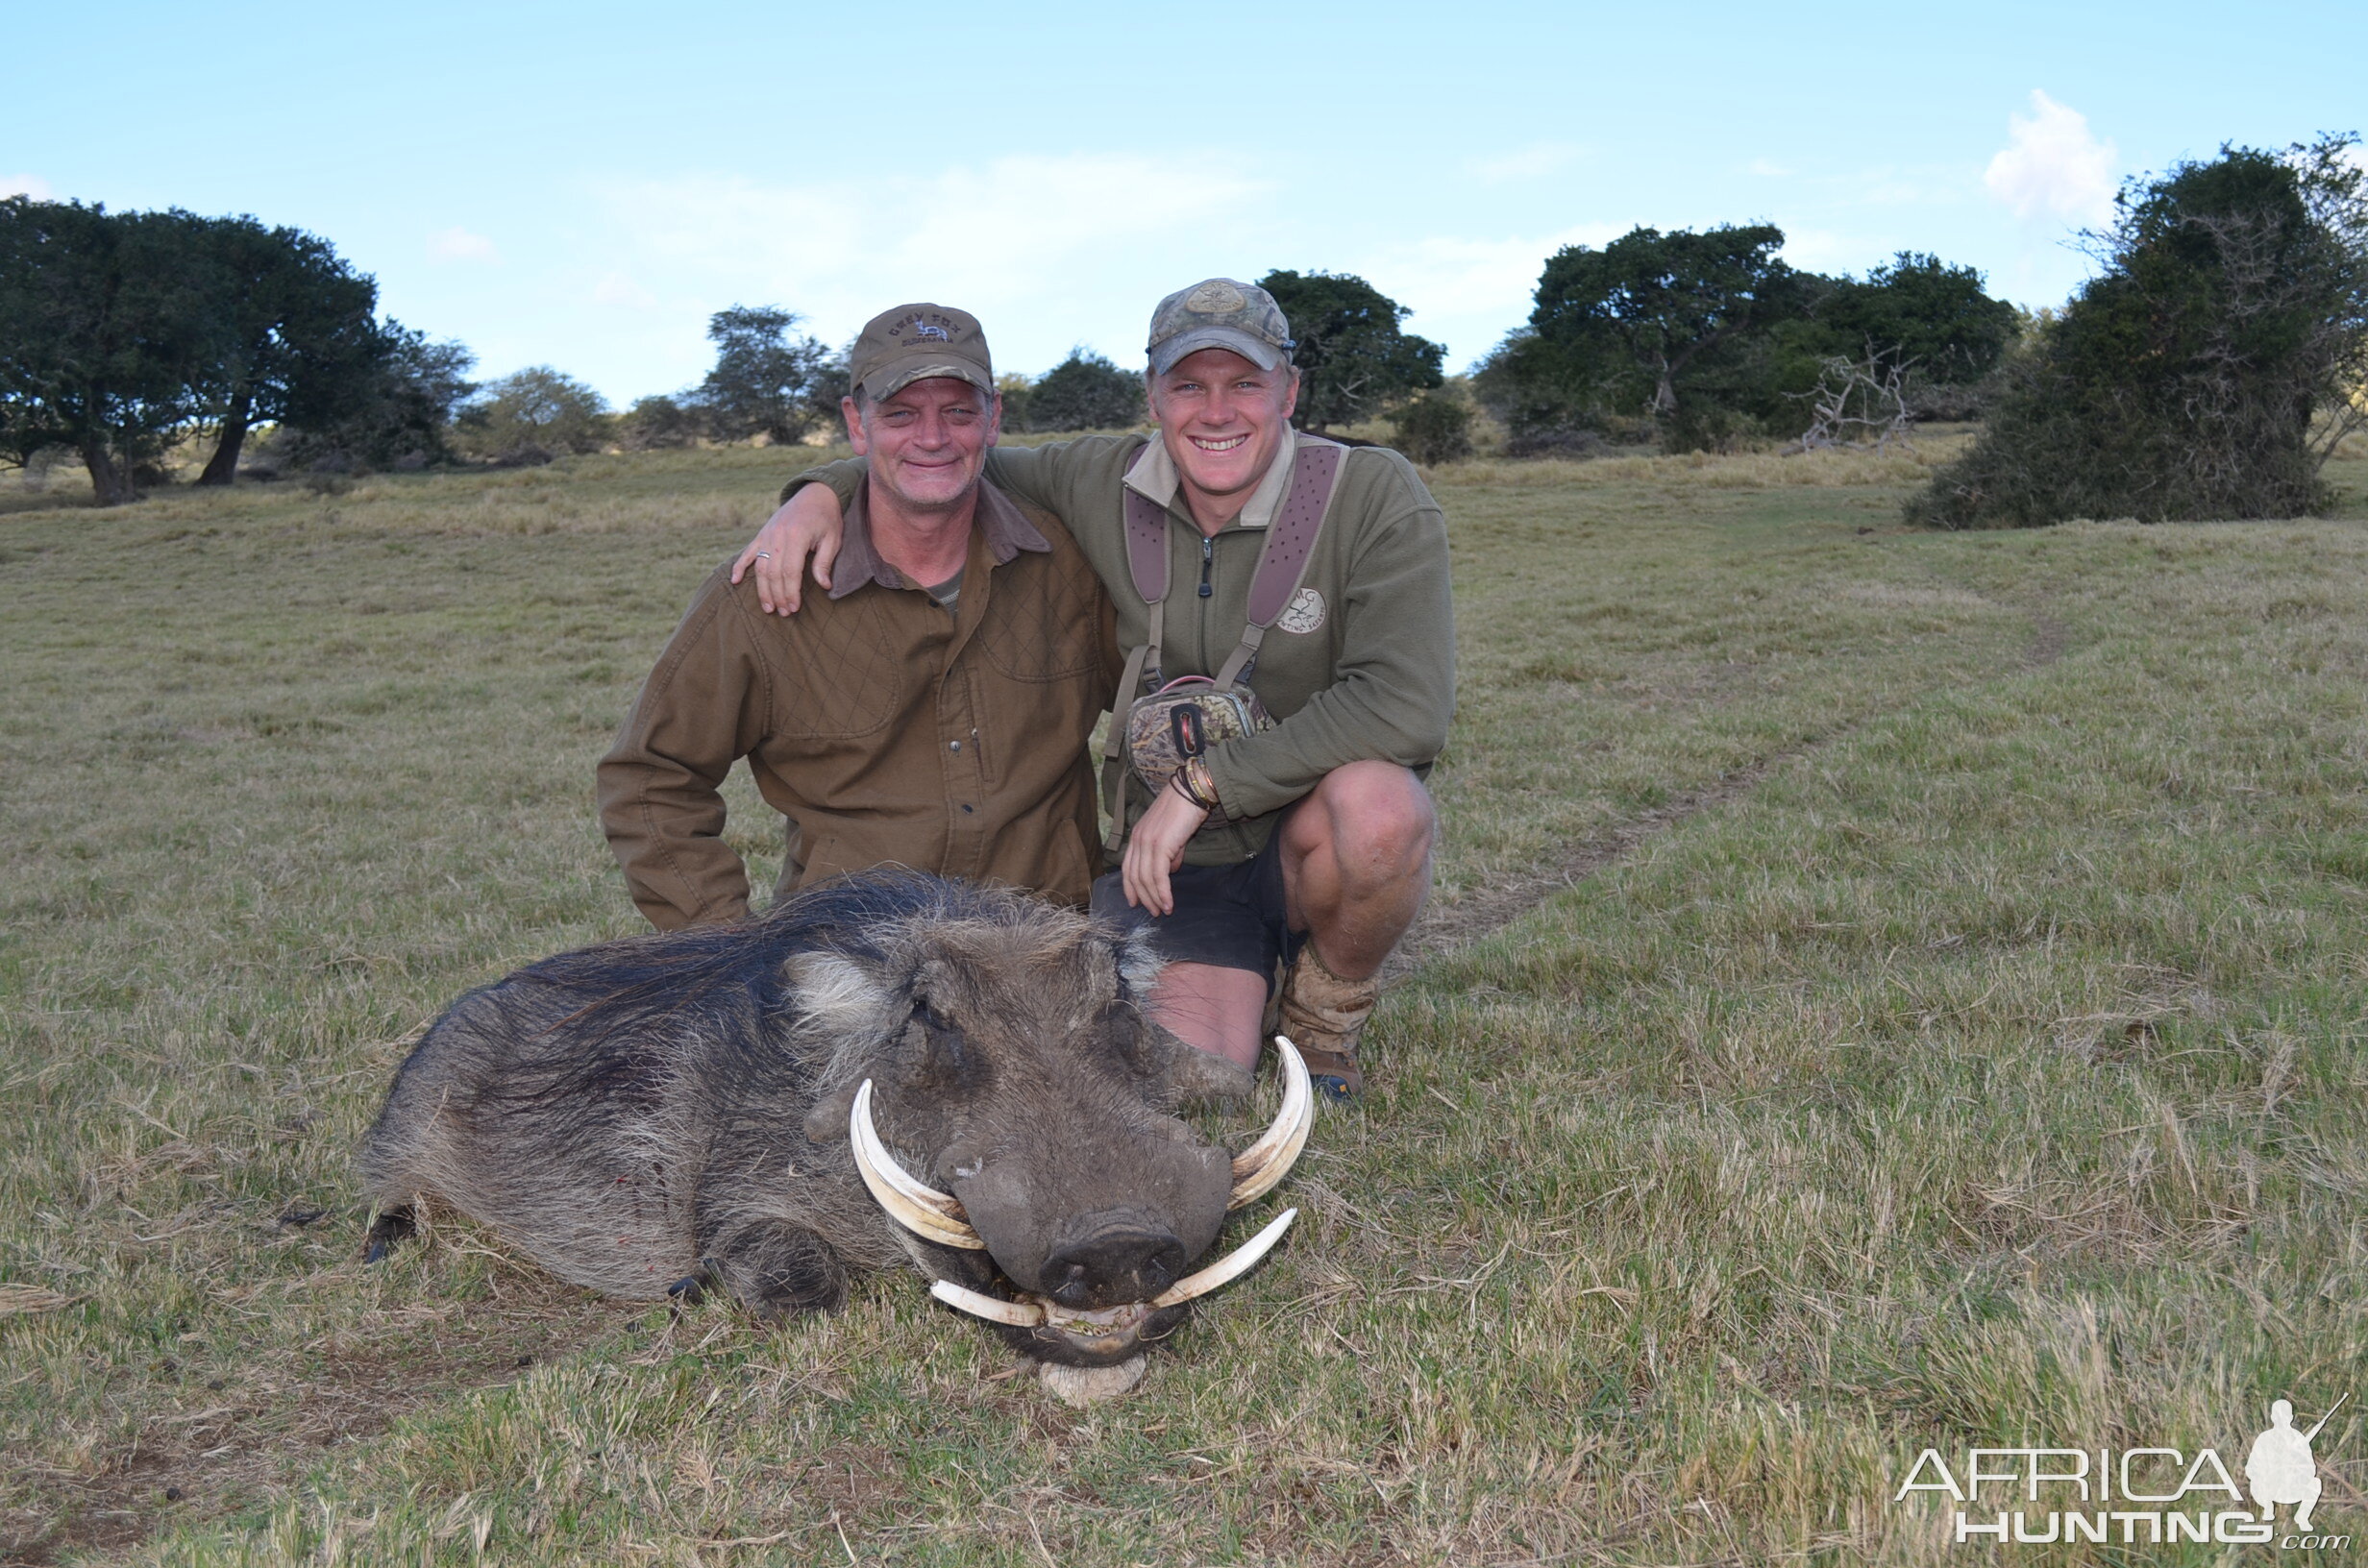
1892,1393,2350,1548
2247,1394,2344,1533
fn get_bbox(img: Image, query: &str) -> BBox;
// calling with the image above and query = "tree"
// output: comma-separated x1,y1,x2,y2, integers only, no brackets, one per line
1912,135,2368,527
696,306,830,444
617,394,699,451
1026,349,1144,431
0,199,217,503
185,216,382,485
277,324,474,471
454,367,610,460
1529,224,1798,436
1256,270,1444,431
1812,253,2022,389
1387,386,1474,464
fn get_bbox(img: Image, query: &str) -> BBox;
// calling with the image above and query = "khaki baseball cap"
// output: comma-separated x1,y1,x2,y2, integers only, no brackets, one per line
849,303,995,402
1146,278,1295,376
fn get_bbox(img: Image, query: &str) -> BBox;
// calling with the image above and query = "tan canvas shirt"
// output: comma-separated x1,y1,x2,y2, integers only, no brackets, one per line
598,479,1120,929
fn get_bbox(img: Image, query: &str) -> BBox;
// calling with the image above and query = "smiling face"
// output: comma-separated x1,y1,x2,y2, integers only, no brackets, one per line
1147,348,1299,527
845,376,1000,519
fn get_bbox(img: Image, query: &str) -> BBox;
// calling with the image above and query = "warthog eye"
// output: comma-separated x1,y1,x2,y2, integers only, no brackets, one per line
909,1005,988,1094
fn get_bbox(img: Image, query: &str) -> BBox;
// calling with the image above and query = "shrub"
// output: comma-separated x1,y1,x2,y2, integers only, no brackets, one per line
1026,350,1144,431
1911,136,2368,527
617,394,700,451
454,367,610,460
1388,389,1474,465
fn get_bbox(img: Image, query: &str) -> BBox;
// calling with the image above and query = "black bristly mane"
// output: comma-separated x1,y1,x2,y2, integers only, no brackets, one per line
509,870,1047,1044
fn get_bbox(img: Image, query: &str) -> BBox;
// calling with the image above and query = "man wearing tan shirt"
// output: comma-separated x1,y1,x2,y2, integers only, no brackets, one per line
597,303,1120,929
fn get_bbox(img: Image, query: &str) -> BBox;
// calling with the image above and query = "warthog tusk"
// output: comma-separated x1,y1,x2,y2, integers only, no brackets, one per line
929,1279,1047,1327
1151,1207,1297,1308
1227,1037,1313,1210
851,1080,987,1250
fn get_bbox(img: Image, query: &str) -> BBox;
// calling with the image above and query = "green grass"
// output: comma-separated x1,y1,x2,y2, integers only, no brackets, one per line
4,442,2367,1564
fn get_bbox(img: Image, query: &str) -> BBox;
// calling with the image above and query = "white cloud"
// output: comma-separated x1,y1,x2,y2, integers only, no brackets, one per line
2,173,53,200
589,154,1278,372
429,226,499,262
1467,142,1586,184
1985,89,2117,224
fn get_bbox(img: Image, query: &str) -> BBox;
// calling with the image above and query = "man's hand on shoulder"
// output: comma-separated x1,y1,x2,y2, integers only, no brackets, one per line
729,484,846,615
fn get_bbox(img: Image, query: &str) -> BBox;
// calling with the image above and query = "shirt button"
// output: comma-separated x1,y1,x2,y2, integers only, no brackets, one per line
949,740,962,751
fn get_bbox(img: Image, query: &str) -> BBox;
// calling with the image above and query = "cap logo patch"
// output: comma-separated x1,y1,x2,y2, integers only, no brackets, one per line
1184,281,1246,315
906,316,953,342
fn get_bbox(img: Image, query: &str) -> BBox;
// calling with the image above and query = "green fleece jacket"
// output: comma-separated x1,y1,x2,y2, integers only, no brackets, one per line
786,432,1455,866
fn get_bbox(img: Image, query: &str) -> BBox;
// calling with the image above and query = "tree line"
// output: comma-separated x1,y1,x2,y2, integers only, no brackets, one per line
0,199,473,502
12,137,2361,524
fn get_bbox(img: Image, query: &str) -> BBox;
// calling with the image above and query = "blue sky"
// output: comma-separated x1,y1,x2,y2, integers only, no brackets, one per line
7,2,2362,404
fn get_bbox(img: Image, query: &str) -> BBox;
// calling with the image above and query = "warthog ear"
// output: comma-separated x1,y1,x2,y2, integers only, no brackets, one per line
784,951,890,1033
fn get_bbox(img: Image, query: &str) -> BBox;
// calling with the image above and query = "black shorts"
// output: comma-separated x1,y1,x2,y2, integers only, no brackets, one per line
1091,822,1304,994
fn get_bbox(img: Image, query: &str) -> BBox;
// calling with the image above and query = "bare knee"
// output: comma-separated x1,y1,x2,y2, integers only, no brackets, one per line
1295,762,1435,875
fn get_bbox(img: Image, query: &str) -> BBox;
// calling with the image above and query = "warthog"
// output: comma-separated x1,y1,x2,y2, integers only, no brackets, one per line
360,871,1309,1400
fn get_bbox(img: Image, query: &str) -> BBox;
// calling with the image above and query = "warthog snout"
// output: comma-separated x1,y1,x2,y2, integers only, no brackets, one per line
1039,1213,1190,1309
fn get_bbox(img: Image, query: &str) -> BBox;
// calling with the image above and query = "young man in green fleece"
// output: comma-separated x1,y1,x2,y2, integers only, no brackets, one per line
734,279,1454,1105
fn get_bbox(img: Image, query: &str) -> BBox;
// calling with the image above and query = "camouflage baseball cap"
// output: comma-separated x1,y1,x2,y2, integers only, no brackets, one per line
849,303,995,403
1146,278,1295,376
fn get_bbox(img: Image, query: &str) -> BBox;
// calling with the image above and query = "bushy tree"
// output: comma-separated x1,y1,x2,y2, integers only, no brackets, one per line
1026,349,1144,431
0,199,218,502
1256,269,1444,431
454,367,610,460
1812,253,2022,389
1388,387,1474,464
696,306,831,444
1483,230,2022,453
616,393,699,451
992,373,1034,435
275,324,475,471
185,216,382,484
1912,136,2368,527
1530,225,1799,442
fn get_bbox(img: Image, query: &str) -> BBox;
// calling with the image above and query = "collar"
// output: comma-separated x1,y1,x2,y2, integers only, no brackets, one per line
828,476,1050,600
1121,429,1306,531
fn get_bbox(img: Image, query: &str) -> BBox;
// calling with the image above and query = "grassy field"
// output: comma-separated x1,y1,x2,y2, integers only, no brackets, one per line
5,439,2368,1564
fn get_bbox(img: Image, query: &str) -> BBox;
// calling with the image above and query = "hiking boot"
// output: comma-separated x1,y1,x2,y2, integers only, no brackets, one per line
1277,943,1379,1103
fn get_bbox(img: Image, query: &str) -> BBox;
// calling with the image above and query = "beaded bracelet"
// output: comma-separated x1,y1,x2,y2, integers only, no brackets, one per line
1171,756,1221,812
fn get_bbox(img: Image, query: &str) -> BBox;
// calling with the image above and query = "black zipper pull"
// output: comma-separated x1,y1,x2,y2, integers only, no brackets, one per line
1197,536,1214,599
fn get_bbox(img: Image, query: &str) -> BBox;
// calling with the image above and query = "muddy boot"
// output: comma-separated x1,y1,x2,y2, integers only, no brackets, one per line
1278,943,1379,1103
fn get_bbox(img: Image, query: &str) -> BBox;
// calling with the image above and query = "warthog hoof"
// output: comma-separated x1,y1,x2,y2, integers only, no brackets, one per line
361,1206,415,1265
1039,1355,1147,1406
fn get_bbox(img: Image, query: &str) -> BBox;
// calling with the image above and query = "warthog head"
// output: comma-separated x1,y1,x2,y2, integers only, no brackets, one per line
793,886,1310,1370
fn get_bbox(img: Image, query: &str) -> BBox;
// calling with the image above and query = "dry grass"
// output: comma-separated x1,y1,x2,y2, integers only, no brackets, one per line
4,447,2367,1564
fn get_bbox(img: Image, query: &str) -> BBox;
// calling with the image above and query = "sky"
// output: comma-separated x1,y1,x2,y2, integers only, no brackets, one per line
6,1,2363,405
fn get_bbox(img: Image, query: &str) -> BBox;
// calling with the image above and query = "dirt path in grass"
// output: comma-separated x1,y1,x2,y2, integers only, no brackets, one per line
1393,606,2069,970
8,1267,624,1565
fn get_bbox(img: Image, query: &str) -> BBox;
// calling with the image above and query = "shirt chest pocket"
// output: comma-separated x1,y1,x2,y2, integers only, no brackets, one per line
974,554,1104,683
774,600,913,740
